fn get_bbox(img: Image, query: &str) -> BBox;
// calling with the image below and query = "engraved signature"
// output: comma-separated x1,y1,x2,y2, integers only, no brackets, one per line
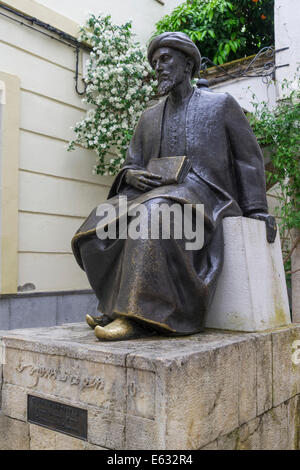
16,362,105,391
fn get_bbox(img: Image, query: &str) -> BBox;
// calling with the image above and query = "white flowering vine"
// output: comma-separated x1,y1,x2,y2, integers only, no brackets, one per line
68,14,157,175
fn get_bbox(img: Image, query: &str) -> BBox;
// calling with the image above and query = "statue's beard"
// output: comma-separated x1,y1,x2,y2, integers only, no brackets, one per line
157,76,177,96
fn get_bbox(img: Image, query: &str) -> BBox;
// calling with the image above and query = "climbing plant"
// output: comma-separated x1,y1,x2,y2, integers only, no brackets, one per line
250,76,300,280
154,0,274,65
68,14,157,175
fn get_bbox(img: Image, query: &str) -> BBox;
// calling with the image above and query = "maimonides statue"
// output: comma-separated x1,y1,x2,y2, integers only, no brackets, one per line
72,32,276,341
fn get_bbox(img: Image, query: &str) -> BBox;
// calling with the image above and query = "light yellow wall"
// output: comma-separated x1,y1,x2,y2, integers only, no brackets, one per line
0,3,114,292
35,0,184,43
0,0,182,292
0,0,80,37
0,71,20,294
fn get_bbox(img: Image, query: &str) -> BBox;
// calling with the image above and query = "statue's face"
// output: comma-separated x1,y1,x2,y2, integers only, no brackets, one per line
151,47,190,96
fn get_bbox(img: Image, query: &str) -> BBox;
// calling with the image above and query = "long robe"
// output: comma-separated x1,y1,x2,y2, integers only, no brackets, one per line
72,87,268,335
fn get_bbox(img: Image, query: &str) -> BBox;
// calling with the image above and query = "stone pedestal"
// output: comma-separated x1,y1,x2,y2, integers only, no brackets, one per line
206,217,291,331
292,229,300,322
1,323,300,450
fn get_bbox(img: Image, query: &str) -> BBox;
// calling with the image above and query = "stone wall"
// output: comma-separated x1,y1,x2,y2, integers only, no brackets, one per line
0,290,97,330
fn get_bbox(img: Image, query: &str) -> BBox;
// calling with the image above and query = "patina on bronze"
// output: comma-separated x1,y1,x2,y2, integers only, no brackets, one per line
72,32,276,341
27,395,88,440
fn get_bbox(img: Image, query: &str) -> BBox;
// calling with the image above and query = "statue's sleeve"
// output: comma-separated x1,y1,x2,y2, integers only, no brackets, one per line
224,93,268,215
107,114,146,199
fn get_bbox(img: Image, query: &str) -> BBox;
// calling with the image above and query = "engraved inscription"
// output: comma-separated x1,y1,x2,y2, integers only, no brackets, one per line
27,394,87,440
16,361,105,391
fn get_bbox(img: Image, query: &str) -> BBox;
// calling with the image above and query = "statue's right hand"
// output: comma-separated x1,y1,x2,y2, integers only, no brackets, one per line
125,169,163,192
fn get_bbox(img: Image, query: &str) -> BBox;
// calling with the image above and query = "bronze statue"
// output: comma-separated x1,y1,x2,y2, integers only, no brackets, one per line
72,32,276,341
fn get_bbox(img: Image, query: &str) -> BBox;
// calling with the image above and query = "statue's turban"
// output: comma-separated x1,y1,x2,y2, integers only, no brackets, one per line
147,32,201,77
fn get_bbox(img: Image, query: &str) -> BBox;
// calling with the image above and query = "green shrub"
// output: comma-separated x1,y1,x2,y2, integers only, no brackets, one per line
153,0,274,65
250,76,300,280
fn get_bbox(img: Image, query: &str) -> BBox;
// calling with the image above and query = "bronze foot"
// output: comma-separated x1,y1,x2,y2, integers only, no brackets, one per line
94,317,152,341
86,314,111,329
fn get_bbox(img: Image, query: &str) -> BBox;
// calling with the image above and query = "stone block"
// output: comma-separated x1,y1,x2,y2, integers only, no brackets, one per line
125,415,162,450
217,402,289,450
217,416,263,450
29,423,108,450
161,341,240,449
3,348,127,412
9,295,57,329
287,395,300,450
0,413,29,450
200,441,218,450
259,402,289,450
0,300,10,330
255,334,273,415
57,293,98,325
1,323,299,450
85,442,108,450
237,338,257,425
88,408,125,450
29,424,86,450
1,383,27,421
291,230,300,322
272,324,300,406
207,217,290,331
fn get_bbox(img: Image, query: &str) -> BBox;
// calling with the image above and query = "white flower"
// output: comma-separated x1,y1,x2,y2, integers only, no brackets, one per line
69,13,156,175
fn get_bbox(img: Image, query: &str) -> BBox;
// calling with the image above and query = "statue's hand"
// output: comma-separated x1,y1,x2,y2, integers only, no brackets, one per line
125,169,163,192
246,212,277,243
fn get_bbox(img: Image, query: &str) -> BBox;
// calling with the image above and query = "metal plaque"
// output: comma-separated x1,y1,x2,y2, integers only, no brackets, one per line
27,394,87,440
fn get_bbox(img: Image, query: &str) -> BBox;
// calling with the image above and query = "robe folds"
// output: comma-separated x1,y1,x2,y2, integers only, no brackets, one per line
72,87,268,335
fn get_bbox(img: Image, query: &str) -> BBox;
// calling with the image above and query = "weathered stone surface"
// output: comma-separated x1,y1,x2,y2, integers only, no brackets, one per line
200,440,218,450
255,334,273,415
88,407,125,450
0,300,10,330
272,325,300,406
207,217,290,331
125,415,162,450
163,342,240,449
85,442,108,450
216,402,289,450
259,402,289,450
0,336,6,409
0,323,299,450
291,229,300,322
1,383,27,421
29,424,106,450
9,296,57,329
3,348,127,412
0,413,29,450
287,395,300,450
238,339,257,425
126,368,156,420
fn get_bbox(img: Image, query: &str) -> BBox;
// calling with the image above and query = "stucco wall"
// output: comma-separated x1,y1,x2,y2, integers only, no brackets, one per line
211,76,276,113
0,3,114,292
275,0,300,99
0,0,184,294
35,0,183,44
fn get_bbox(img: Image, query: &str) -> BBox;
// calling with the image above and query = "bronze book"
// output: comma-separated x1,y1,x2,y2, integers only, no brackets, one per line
147,156,191,184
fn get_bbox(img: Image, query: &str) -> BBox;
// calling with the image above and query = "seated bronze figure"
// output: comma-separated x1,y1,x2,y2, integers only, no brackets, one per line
72,32,276,341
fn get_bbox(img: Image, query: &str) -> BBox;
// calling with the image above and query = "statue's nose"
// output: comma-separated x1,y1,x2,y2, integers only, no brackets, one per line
155,61,163,73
